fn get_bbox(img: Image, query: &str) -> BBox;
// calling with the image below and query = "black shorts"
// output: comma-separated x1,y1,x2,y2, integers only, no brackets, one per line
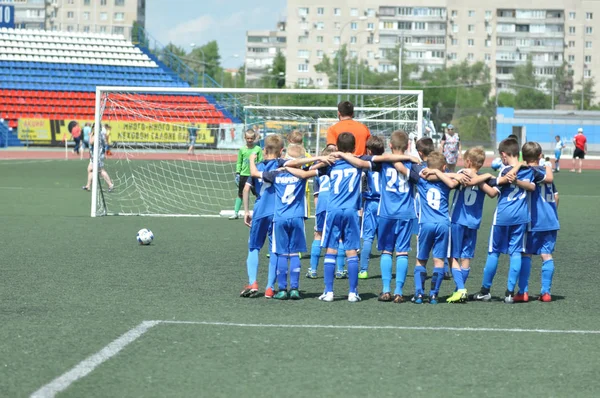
573,148,585,159
238,175,256,198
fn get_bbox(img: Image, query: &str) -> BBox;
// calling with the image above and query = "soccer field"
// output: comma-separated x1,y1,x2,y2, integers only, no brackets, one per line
1,159,600,397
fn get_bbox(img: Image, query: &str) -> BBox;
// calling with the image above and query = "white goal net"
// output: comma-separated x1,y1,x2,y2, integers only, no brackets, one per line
90,88,424,217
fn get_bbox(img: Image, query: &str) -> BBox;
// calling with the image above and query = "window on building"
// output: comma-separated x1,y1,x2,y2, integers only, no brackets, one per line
350,36,357,44
316,78,323,86
298,64,309,72
569,40,575,47
316,22,324,30
584,69,591,77
100,12,107,21
569,26,576,34
298,7,309,16
350,50,357,58
350,8,358,16
83,26,90,32
317,7,324,15
316,50,323,58
451,38,458,45
586,12,593,20
485,53,491,61
382,21,395,29
485,39,491,47
413,22,425,30
99,26,107,32
114,12,124,21
586,26,593,34
367,36,374,44
451,10,457,17
298,78,309,87
115,0,125,5
298,36,307,44
334,8,341,16
113,26,124,34
468,53,474,61
568,55,575,62
367,22,374,30
67,25,73,32
367,8,376,17
82,12,90,20
100,0,107,6
449,52,457,60
452,24,459,33
298,50,310,58
84,0,91,5
468,10,475,17
569,12,576,20
468,39,474,46
586,41,592,48
585,55,592,62
333,36,340,44
398,7,412,16
398,22,411,30
367,51,374,58
66,11,74,18
351,22,357,30
334,22,340,29
316,36,323,43
468,24,475,32
485,10,492,19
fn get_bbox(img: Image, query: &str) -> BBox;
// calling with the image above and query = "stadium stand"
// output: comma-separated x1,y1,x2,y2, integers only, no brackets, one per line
0,28,234,144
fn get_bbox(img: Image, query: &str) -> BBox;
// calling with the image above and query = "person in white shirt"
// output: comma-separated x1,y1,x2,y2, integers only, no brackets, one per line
553,135,565,172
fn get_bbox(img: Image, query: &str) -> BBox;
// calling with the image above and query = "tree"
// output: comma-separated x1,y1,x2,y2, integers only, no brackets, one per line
512,58,551,109
573,77,596,110
164,43,186,58
190,40,221,79
261,50,286,88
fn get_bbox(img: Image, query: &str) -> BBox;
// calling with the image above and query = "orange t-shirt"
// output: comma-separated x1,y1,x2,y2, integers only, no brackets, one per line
326,119,371,156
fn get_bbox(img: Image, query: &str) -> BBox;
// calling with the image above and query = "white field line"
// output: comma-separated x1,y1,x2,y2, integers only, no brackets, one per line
159,320,600,335
30,321,160,398
29,319,600,397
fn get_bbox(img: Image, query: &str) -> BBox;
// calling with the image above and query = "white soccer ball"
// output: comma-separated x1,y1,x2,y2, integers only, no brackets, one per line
491,157,503,171
137,228,154,245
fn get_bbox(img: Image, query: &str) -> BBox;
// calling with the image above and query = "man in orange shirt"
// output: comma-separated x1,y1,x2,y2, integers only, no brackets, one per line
326,101,371,156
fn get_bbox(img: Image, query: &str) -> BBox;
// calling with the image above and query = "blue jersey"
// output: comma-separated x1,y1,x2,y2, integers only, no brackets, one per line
247,159,286,220
319,158,362,211
362,170,381,202
450,176,487,229
313,174,331,216
417,177,451,224
492,167,535,226
371,161,420,220
261,170,307,221
529,166,559,231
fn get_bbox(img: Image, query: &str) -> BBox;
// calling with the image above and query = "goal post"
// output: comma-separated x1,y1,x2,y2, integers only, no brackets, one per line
91,87,424,217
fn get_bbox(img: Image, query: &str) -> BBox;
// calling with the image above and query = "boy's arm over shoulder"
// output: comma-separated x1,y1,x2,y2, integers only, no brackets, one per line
285,166,318,180
333,152,371,169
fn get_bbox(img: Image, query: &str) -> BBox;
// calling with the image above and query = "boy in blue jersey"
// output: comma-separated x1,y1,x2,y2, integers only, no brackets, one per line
516,142,557,303
473,138,540,304
446,147,498,303
414,152,461,304
240,135,285,298
307,146,335,279
358,135,385,279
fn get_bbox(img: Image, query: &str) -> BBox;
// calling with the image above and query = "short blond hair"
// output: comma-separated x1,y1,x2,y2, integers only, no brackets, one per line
464,146,486,169
287,130,304,145
427,151,447,171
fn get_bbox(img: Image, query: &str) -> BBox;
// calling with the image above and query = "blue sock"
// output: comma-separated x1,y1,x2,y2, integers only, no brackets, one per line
267,252,277,289
347,255,359,293
336,242,346,273
290,255,301,290
277,255,288,290
444,258,450,274
462,268,471,285
360,239,373,271
310,240,321,271
414,265,427,295
430,268,444,295
452,268,465,290
380,254,393,293
246,249,259,284
482,253,500,289
541,259,555,294
323,254,336,293
519,256,532,293
507,253,522,292
394,255,409,296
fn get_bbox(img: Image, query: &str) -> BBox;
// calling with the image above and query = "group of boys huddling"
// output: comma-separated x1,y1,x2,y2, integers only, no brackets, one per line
240,130,558,304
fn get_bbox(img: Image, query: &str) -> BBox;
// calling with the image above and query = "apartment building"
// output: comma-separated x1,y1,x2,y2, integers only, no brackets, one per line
9,0,145,38
286,0,600,101
245,21,287,85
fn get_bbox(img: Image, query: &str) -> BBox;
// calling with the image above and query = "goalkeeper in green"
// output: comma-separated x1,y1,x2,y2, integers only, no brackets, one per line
230,129,263,219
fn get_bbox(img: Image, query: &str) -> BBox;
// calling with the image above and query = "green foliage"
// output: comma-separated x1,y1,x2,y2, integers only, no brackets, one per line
261,50,286,88
164,43,186,58
511,58,551,109
573,77,596,110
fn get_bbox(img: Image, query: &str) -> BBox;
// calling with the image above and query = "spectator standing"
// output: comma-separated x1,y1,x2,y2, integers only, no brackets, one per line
71,122,82,154
188,123,198,155
571,128,588,173
326,101,371,156
440,123,461,172
82,122,92,154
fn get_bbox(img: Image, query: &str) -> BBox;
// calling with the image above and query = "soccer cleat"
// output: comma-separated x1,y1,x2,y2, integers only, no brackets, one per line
298,253,302,259
504,290,514,304
264,287,275,299
108,186,114,193
348,292,361,302
443,272,452,281
358,270,368,279
446,289,468,303
266,253,270,258
413,294,424,304
319,291,334,302
335,271,347,279
429,294,438,305
82,186,89,191
229,214,239,220
305,269,318,279
378,292,392,302
273,290,289,300
514,292,529,303
289,289,302,300
472,289,492,302
539,293,552,302
240,281,259,297
393,294,405,304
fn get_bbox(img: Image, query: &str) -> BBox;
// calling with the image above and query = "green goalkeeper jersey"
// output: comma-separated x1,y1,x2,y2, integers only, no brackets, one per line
236,145,263,176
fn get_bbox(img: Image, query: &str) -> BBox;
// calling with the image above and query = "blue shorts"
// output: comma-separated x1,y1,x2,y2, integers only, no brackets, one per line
416,222,450,261
322,208,361,251
248,215,273,251
525,230,557,255
450,223,478,259
272,217,306,255
554,149,561,160
361,200,379,241
315,211,326,233
488,223,527,255
377,218,415,253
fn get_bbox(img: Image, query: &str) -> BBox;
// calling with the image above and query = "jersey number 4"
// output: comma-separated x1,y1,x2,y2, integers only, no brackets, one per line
282,184,296,204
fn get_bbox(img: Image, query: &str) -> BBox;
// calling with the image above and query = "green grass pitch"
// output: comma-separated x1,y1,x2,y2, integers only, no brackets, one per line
1,159,600,397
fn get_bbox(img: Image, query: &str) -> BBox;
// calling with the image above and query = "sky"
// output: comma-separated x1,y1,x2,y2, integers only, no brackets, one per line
146,0,287,68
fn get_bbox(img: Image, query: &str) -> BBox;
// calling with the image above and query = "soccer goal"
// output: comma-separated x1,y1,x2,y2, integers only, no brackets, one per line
90,87,424,217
